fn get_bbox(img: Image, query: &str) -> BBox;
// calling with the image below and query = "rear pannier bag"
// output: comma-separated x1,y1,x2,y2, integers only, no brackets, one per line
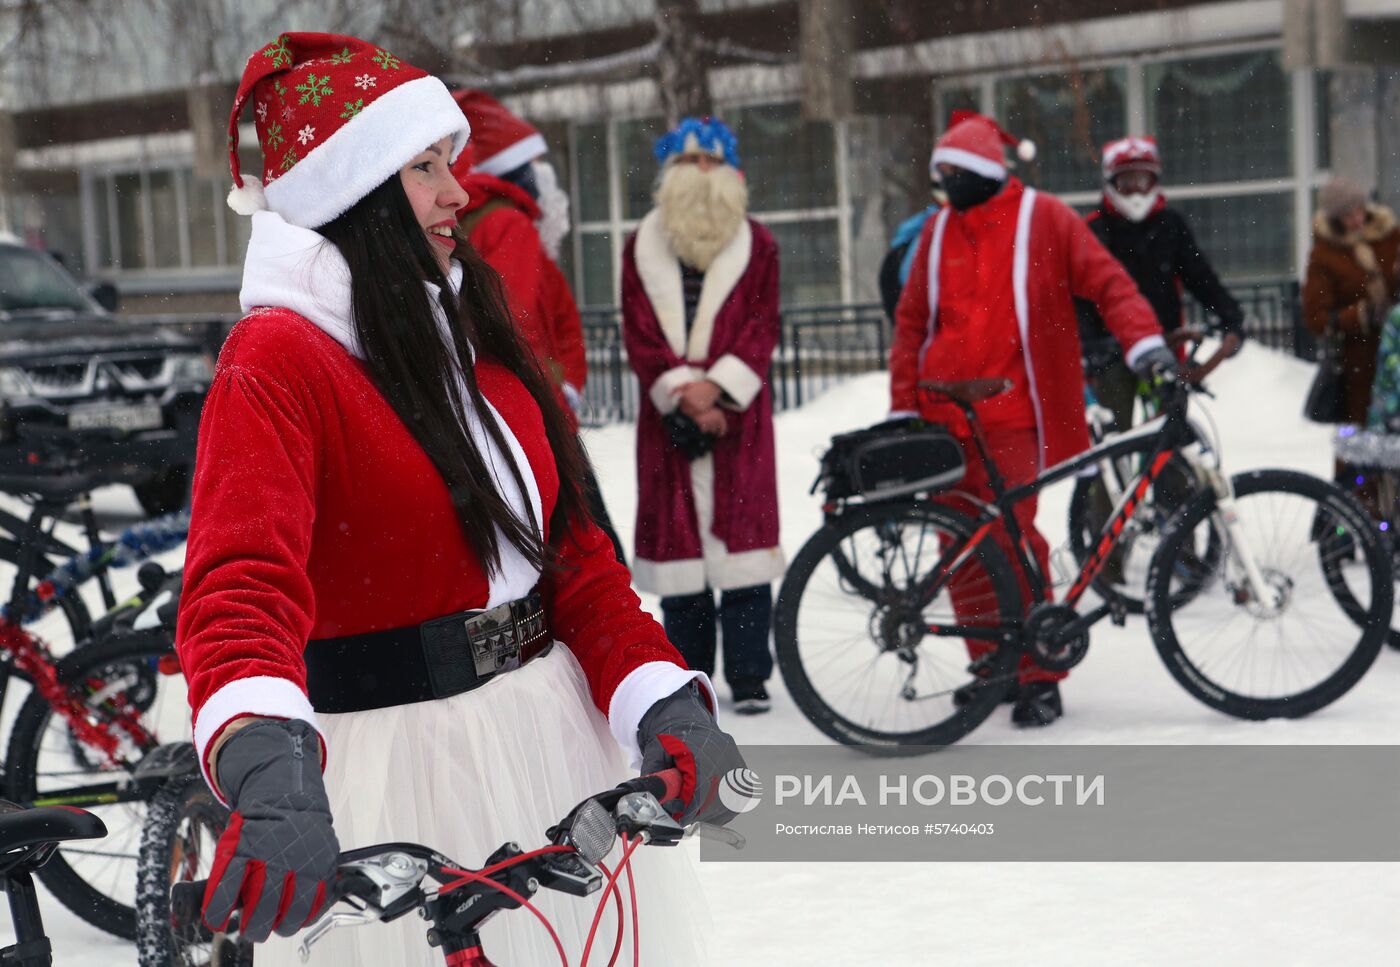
818,418,966,501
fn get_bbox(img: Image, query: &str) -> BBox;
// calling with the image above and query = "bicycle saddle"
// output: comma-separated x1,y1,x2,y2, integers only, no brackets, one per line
0,802,106,857
917,378,1013,403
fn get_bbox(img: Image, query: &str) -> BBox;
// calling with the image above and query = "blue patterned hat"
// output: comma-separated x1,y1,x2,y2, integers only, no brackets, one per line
653,116,741,169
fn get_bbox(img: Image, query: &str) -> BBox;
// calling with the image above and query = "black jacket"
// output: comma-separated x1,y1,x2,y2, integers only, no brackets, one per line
1076,202,1244,376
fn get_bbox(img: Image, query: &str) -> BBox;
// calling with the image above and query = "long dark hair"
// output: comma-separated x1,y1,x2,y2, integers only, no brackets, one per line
318,174,588,574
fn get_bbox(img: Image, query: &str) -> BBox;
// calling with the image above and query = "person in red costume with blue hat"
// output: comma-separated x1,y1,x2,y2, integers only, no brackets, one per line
890,111,1169,726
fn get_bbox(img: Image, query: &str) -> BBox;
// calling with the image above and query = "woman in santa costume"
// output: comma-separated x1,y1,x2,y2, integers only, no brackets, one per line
176,32,734,965
449,88,627,564
890,111,1169,726
621,117,784,714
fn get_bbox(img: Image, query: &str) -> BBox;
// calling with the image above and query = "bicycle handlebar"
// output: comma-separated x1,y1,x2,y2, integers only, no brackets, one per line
170,768,688,938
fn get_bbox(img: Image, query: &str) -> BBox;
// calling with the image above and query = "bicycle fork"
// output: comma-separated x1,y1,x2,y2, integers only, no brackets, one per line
1200,467,1284,611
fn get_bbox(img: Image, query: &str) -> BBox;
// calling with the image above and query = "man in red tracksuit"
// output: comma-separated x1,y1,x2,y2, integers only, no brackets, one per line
452,90,626,563
890,111,1173,726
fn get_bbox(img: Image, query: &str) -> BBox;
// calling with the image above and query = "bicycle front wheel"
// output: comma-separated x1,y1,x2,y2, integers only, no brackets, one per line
1146,469,1391,719
136,772,252,967
774,502,1023,750
4,632,188,939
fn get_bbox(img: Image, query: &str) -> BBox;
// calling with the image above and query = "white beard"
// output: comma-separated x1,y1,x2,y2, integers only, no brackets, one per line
655,162,749,271
1106,185,1160,222
532,160,570,262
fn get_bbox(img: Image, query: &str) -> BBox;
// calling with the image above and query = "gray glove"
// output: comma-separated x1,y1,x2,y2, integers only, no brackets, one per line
1131,344,1179,383
202,719,339,942
638,682,747,826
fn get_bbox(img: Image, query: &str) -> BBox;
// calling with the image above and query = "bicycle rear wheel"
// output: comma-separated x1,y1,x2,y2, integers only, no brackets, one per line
137,771,252,967
774,502,1023,750
4,632,188,939
1147,469,1390,719
1067,453,1222,614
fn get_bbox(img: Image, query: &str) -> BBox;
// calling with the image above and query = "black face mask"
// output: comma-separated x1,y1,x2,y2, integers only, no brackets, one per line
940,167,1006,211
501,161,540,200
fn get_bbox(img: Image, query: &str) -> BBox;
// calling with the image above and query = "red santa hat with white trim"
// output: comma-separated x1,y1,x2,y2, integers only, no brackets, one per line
930,110,1036,181
225,32,471,229
449,89,547,179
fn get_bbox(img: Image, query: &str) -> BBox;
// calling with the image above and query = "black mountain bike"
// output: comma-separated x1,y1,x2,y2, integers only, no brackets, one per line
775,375,1392,750
0,800,108,966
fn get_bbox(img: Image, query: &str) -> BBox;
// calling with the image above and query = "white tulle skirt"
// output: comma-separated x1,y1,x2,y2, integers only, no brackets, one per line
257,645,711,966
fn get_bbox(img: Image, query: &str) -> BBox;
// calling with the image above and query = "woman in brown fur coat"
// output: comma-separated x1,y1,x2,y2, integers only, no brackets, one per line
1303,177,1400,497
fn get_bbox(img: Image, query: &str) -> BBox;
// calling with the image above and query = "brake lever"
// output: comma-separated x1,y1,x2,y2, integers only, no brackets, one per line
298,906,381,963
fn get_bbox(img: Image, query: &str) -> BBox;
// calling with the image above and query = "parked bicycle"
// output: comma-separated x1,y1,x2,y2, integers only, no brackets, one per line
0,799,108,967
150,768,739,967
0,500,189,942
775,372,1392,750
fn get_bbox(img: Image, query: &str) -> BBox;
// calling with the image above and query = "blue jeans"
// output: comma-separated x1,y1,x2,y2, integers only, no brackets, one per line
660,584,774,687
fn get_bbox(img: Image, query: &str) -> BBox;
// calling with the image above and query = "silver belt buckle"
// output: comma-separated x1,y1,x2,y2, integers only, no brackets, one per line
465,602,521,677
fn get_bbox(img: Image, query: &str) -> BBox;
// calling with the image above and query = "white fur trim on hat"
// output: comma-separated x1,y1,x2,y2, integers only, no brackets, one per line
226,174,269,215
931,146,1007,181
262,75,471,229
475,132,547,177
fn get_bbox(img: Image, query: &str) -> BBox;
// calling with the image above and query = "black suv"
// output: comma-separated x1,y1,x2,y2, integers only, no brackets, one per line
0,240,211,515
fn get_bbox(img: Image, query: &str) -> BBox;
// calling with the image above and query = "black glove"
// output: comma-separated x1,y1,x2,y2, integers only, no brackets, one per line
662,411,716,461
1131,344,1179,383
638,682,746,826
202,719,339,942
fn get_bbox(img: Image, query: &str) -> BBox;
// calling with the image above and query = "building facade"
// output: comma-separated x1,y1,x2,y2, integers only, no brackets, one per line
2,0,1398,313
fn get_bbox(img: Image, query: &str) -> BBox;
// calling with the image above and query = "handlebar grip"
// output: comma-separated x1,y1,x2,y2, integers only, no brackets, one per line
169,870,377,932
634,768,683,803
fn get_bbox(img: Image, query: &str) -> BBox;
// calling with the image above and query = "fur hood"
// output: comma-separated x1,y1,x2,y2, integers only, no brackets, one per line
1313,203,1399,247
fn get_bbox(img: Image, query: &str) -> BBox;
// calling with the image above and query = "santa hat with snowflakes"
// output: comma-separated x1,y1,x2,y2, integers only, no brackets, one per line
226,32,471,229
930,110,1035,181
449,89,546,180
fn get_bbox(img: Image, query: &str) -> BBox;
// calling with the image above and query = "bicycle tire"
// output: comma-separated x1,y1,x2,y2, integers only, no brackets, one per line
1066,453,1222,614
1146,469,1390,719
0,535,93,650
136,772,253,967
775,501,1023,751
5,631,186,940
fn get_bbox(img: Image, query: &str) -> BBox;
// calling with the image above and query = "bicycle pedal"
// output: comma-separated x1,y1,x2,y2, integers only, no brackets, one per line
1109,600,1127,627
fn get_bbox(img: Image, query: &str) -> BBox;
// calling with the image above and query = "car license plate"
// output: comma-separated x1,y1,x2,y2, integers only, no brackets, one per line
67,402,163,432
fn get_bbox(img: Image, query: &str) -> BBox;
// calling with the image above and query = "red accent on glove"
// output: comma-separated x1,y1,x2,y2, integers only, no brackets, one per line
302,879,329,929
239,860,267,930
203,812,244,931
273,871,297,933
658,733,698,811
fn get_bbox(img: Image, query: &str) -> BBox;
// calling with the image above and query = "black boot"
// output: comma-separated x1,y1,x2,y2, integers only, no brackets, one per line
731,680,771,715
1011,681,1063,727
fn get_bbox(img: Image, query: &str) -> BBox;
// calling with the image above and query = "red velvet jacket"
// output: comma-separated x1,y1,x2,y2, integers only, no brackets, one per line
890,178,1164,469
177,211,704,792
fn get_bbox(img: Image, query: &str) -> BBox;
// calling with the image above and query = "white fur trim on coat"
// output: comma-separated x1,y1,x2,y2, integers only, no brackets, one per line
475,133,547,178
193,676,324,805
239,210,542,606
633,209,753,361
931,146,1007,181
650,364,704,415
631,452,785,596
262,75,470,230
1012,187,1046,472
707,353,763,412
607,663,718,768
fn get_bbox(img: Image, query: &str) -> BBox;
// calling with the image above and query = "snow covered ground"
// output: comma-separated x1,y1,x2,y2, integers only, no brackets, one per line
6,339,1398,965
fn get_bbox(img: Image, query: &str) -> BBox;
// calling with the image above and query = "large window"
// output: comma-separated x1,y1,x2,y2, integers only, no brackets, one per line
567,102,845,306
996,69,1128,194
85,163,253,273
939,49,1316,280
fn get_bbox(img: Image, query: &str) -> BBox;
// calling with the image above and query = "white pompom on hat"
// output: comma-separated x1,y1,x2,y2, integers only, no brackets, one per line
226,32,471,230
930,110,1036,181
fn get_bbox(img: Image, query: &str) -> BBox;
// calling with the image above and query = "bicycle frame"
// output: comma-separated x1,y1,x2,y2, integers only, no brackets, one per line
921,384,1282,646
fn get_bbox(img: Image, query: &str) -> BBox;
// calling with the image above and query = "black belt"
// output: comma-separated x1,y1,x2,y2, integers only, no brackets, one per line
305,591,550,714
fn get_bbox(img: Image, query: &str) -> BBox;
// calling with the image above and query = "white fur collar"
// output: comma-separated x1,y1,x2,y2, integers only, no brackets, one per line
237,209,541,606
633,210,753,360
239,210,464,360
